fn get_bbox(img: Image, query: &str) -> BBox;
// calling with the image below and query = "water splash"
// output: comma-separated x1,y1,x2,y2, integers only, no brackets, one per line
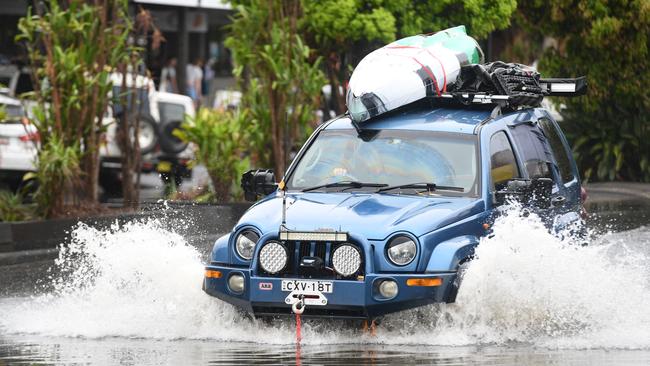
1,209,649,349
378,209,650,349
0,220,291,343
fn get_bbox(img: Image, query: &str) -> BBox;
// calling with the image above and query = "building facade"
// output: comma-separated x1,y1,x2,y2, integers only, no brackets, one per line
0,0,234,103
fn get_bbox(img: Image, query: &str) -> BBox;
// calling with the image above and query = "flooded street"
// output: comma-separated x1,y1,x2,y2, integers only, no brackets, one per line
3,337,650,365
1,204,649,365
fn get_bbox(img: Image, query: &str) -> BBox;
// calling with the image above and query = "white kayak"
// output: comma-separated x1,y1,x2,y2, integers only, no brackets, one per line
346,25,484,123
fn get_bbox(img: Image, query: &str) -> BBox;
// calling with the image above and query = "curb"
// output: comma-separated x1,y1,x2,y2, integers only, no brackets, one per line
0,203,251,253
0,248,59,266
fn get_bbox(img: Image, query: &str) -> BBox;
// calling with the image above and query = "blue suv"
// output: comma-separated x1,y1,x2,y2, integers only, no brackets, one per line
203,100,584,320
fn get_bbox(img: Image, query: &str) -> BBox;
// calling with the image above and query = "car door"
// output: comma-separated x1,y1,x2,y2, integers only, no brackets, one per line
489,130,522,192
487,128,526,224
537,117,582,229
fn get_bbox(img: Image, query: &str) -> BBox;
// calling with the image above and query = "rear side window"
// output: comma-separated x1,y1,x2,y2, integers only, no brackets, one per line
511,123,553,180
159,102,185,124
489,131,520,190
538,118,575,183
15,73,34,95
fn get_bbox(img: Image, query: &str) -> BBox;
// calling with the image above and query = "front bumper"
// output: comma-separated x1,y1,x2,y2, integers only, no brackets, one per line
203,264,457,319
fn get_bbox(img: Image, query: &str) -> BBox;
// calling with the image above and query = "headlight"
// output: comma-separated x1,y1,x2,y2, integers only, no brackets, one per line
386,236,417,265
332,244,361,277
259,241,288,274
235,231,259,260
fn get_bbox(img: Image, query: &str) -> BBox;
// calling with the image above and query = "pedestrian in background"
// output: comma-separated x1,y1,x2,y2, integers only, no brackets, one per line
159,57,178,93
187,58,203,109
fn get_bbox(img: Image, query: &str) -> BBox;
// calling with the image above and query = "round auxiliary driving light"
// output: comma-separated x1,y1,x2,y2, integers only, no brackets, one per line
259,241,288,274
332,244,361,277
386,236,417,266
378,279,399,299
235,231,259,260
228,274,245,294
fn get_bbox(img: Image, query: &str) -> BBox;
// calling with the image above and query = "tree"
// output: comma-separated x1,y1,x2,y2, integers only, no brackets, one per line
519,0,650,182
226,1,326,176
301,0,518,115
17,1,131,217
115,7,163,208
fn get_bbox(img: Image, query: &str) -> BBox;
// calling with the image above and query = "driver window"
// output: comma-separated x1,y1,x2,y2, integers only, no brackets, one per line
489,131,520,190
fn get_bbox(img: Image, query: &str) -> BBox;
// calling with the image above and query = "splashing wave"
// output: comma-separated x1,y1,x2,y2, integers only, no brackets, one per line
1,209,648,349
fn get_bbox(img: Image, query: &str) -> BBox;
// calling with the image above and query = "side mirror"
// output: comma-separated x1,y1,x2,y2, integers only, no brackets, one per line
494,178,552,209
241,169,278,201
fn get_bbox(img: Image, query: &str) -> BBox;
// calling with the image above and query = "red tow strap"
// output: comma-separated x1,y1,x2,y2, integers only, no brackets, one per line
295,313,302,365
295,313,302,343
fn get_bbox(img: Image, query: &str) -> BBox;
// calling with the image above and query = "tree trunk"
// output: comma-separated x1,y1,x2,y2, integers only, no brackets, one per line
81,140,100,206
211,175,231,203
119,112,136,206
327,52,346,115
117,68,142,209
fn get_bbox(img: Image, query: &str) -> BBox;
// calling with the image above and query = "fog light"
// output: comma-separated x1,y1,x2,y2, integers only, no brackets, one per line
332,244,362,277
378,279,398,298
259,241,288,274
228,274,245,293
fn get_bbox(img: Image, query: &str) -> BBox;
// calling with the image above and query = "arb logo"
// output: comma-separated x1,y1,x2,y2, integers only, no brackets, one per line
259,282,273,290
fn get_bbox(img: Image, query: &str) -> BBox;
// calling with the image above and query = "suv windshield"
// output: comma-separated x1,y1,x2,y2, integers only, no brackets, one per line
287,129,479,196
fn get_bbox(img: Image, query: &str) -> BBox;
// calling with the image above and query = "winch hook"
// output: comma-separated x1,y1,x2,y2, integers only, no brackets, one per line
292,295,305,315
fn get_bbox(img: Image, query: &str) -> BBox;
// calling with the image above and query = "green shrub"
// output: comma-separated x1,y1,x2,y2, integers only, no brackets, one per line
175,108,250,202
226,2,326,175
0,191,33,222
17,0,135,215
34,138,81,217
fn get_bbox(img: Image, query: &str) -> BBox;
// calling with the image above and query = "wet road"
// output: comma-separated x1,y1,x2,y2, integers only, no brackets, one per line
0,201,649,365
2,337,650,366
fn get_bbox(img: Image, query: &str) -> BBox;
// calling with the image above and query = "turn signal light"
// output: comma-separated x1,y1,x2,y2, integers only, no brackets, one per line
205,270,222,278
406,278,442,287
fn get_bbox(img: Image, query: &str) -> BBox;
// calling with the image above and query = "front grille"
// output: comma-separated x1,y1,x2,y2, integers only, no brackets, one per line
258,240,364,280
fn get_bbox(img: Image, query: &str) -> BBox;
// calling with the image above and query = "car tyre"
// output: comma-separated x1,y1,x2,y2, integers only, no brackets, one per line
115,113,159,155
446,261,471,303
158,120,188,154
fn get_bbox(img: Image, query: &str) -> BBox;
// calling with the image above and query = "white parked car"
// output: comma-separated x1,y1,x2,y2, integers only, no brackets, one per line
99,73,196,198
0,94,38,191
0,72,195,197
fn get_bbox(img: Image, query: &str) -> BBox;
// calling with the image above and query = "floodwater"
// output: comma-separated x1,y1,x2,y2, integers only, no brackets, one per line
0,203,649,365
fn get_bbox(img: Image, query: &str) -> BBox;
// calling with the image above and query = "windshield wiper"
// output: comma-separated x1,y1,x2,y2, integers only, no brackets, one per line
376,182,464,194
302,181,388,192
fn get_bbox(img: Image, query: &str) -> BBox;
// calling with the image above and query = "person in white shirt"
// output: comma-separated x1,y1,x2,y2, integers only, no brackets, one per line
186,58,203,108
159,57,178,93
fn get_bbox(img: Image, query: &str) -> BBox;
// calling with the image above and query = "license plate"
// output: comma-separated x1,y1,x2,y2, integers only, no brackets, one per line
281,280,333,293
157,161,172,173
